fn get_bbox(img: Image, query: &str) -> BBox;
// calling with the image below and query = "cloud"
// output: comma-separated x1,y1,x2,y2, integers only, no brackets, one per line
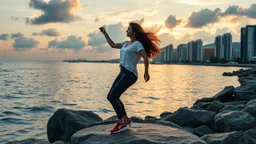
165,15,182,29
32,28,60,37
87,22,126,53
186,8,221,28
0,34,9,40
27,0,82,25
172,0,235,6
13,37,39,51
222,4,256,19
185,4,256,28
12,32,24,39
48,35,86,52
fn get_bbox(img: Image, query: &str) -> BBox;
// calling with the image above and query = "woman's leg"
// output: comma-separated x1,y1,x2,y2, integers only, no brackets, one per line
107,72,137,123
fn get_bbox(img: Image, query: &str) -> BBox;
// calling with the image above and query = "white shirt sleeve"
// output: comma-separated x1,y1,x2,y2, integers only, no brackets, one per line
136,41,144,52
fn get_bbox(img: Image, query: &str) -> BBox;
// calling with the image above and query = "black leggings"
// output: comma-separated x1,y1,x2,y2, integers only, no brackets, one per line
107,65,138,119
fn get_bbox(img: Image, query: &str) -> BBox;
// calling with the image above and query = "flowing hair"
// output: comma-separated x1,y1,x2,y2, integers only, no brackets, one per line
129,22,161,59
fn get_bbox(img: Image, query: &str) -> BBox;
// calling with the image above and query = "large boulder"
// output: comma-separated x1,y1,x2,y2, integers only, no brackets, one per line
214,111,256,132
169,108,216,127
47,108,103,143
244,128,256,143
201,131,252,144
71,123,207,144
6,138,50,144
212,86,235,102
205,101,224,113
243,105,256,117
192,125,215,137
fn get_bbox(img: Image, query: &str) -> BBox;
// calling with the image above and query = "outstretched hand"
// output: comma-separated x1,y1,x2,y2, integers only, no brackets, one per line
144,72,150,82
99,27,106,35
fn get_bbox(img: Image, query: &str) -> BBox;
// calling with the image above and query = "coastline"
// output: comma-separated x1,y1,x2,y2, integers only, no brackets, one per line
7,67,256,144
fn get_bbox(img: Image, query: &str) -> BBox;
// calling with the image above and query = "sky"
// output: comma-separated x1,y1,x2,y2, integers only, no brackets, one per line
0,0,255,61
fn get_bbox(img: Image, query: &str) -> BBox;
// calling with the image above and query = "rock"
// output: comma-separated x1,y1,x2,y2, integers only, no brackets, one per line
201,131,250,144
205,101,224,113
104,115,118,122
250,95,256,100
130,116,144,123
47,108,103,143
156,120,185,130
224,101,247,106
144,116,158,123
6,138,50,144
183,127,194,133
192,125,215,137
71,123,207,144
194,97,214,105
244,128,256,143
214,111,256,132
194,102,212,109
223,72,234,76
235,91,256,100
219,105,241,113
246,99,256,107
243,105,256,117
170,108,216,127
190,105,203,110
212,86,235,102
160,111,173,118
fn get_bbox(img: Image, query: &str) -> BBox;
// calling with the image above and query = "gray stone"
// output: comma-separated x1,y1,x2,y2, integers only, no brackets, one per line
6,138,50,144
194,97,214,105
219,105,241,113
243,105,256,117
190,105,203,110
156,120,185,130
205,101,224,113
223,100,248,106
214,111,256,132
170,108,216,127
47,108,103,143
246,99,256,107
192,125,215,137
244,128,256,143
235,91,256,100
160,111,173,118
212,86,235,102
71,123,207,144
201,131,249,144
194,102,212,109
144,116,158,124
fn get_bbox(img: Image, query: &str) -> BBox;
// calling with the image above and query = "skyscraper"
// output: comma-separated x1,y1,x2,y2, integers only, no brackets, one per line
222,33,232,61
215,35,223,60
195,39,203,62
187,41,194,62
241,25,256,61
177,44,187,61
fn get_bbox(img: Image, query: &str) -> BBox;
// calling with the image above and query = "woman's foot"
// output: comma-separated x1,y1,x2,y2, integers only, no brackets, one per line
125,118,132,128
110,121,129,134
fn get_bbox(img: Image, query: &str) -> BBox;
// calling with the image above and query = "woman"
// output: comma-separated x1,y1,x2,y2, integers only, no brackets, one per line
99,22,161,133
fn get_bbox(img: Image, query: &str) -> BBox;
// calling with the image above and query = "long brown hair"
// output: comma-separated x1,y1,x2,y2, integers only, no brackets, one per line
130,22,161,59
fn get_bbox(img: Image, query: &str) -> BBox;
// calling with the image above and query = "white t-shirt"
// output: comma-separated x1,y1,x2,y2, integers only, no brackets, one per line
120,41,144,77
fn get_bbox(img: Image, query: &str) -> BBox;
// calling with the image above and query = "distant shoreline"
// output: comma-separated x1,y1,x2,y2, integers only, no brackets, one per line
150,63,256,68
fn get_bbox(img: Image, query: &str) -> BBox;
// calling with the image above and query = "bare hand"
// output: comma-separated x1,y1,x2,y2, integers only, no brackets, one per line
99,27,106,35
144,72,150,82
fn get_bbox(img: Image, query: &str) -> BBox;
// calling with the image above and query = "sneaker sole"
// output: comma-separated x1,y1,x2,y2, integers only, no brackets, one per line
128,122,132,128
111,125,129,134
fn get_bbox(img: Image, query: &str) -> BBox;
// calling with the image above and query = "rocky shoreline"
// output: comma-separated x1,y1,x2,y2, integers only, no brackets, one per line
7,67,256,144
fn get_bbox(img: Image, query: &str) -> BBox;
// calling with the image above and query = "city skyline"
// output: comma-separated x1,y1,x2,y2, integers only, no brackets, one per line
0,0,256,61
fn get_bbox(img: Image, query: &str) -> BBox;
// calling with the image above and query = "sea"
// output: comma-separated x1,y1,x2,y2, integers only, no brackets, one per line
0,61,246,143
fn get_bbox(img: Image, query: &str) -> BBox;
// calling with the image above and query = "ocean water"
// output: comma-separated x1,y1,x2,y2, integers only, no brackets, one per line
0,62,245,143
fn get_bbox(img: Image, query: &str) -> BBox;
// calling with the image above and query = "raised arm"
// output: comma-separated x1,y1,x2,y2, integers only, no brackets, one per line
99,27,122,49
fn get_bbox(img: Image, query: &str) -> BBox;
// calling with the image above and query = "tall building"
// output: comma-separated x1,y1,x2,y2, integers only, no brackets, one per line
195,39,203,62
241,25,256,61
215,35,223,60
187,41,194,62
166,44,173,62
177,44,187,61
222,33,232,61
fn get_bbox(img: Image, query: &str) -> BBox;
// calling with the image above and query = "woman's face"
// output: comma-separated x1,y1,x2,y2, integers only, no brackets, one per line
126,25,135,37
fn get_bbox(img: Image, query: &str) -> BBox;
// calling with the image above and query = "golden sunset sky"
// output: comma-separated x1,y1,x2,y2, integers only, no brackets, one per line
0,0,255,61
